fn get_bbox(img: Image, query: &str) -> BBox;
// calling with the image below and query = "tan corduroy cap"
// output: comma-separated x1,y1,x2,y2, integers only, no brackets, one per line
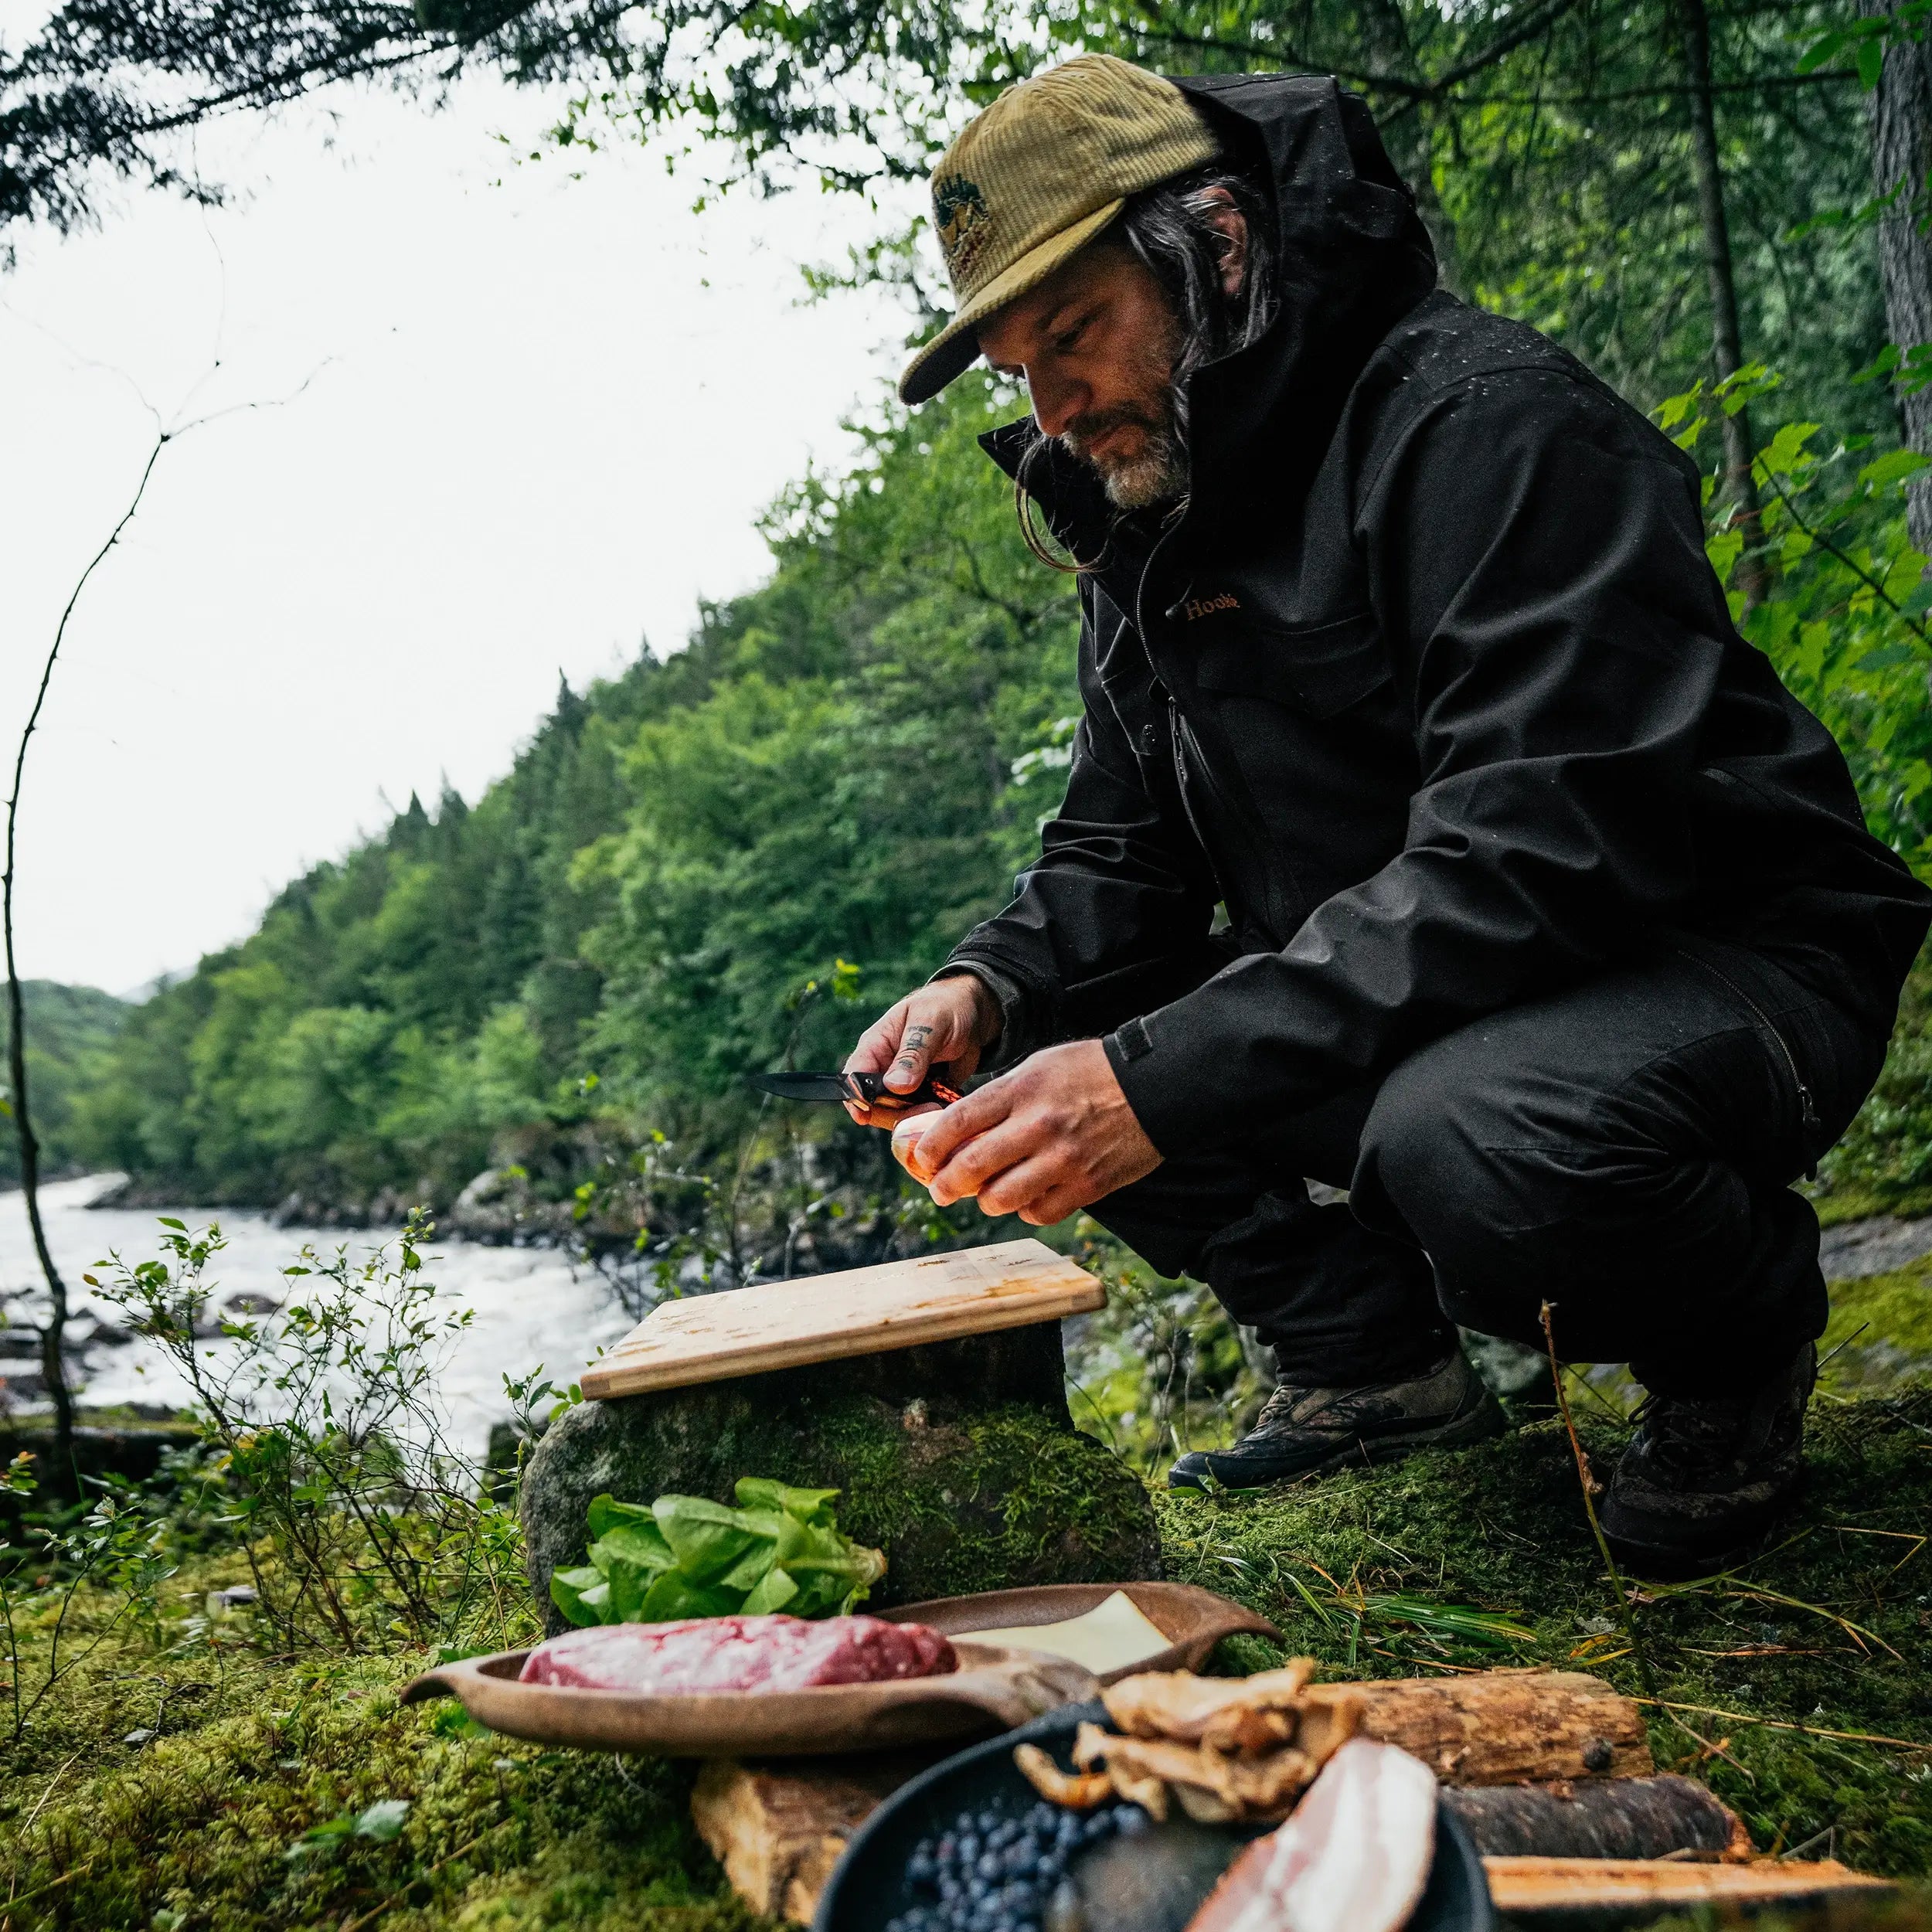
898,56,1220,406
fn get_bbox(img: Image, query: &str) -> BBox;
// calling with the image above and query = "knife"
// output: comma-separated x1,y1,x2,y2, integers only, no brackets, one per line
752,1069,964,1108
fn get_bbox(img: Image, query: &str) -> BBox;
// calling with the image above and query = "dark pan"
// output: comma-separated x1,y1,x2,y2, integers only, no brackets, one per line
878,1581,1280,1685
813,1700,1495,1932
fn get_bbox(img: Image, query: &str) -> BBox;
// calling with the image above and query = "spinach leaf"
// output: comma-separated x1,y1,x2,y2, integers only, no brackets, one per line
551,1479,886,1628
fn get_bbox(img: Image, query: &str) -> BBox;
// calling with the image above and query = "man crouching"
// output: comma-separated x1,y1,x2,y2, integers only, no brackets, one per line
844,56,1930,1576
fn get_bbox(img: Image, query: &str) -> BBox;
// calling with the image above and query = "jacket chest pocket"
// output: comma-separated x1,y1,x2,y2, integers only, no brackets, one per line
1194,611,1391,719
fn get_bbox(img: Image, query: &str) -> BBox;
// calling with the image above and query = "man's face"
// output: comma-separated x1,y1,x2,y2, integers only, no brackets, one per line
978,241,1185,511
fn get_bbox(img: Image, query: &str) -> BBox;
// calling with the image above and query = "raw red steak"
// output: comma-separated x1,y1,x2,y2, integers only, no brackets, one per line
519,1614,957,1693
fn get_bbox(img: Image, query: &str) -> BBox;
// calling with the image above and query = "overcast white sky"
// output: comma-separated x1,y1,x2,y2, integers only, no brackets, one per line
2,80,924,996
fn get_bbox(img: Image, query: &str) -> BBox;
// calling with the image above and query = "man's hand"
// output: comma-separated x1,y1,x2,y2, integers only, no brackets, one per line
842,975,1001,1126
896,1039,1162,1226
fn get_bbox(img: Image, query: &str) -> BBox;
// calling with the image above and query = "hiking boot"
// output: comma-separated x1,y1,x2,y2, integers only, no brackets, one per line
1167,1348,1505,1492
1599,1344,1815,1578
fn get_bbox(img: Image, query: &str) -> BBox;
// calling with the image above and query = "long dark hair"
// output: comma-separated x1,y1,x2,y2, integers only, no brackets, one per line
1015,161,1277,573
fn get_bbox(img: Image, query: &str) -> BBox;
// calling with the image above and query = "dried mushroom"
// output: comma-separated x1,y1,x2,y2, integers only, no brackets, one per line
1015,1659,1362,1827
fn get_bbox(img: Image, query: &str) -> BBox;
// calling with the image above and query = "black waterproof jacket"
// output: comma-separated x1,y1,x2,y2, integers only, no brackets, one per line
942,70,1932,1155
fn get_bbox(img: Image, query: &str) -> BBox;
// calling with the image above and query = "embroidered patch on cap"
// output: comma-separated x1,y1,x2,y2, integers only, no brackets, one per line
934,174,992,279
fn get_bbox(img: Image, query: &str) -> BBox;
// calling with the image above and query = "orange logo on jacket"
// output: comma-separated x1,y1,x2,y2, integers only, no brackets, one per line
1182,593,1241,621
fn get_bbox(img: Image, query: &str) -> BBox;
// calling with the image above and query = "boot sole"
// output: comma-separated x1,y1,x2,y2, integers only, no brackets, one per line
1168,1391,1508,1492
1600,1471,1805,1582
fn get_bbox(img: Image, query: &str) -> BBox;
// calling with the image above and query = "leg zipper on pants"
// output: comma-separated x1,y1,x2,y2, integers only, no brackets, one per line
1674,947,1821,1141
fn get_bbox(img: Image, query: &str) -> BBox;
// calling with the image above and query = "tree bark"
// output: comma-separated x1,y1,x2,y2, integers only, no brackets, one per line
1,435,169,1508
1444,1775,1750,1859
1678,0,1770,607
1862,0,1932,556
1302,1671,1655,1784
5,903,76,1505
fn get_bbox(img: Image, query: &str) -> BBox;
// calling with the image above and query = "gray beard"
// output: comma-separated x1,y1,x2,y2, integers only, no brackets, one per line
1098,424,1188,510
1060,395,1189,512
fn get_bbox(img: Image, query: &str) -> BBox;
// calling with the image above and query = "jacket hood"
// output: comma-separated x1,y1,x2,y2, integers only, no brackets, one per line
982,72,1439,549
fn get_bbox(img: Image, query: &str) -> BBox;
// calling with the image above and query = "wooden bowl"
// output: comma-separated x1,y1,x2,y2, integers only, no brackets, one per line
397,1640,1099,1757
879,1581,1281,1685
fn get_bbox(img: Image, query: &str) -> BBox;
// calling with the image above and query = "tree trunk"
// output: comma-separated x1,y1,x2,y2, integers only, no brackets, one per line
1862,0,1932,556
1678,0,1770,607
3,976,76,1498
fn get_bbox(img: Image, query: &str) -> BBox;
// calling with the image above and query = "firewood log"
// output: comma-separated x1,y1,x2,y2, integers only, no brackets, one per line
1444,1775,1751,1860
1301,1670,1651,1784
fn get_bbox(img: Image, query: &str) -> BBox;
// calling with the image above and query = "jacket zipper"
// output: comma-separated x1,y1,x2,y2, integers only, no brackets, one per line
1169,696,1291,943
1674,947,1820,1135
1167,695,1223,896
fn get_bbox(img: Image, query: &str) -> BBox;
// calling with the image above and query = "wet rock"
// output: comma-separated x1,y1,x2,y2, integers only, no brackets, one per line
223,1291,281,1318
447,1168,575,1247
0,1416,199,1526
1818,1213,1932,1281
519,1322,1161,1632
1461,1329,1552,1404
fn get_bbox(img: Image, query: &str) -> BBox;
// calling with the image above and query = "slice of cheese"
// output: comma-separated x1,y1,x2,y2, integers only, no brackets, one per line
960,1590,1172,1675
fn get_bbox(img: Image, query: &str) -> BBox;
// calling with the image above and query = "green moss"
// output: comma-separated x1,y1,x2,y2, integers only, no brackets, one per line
1821,1256,1932,1393
1155,1387,1932,1878
0,1556,758,1932
808,1403,1164,1603
6,1393,1930,1929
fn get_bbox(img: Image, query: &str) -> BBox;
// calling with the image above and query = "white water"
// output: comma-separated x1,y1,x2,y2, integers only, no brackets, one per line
0,1175,638,1456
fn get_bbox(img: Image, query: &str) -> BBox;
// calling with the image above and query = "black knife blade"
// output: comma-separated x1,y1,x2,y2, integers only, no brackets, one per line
752,1069,964,1107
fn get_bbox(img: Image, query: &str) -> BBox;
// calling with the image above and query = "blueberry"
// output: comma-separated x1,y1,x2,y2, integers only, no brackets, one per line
940,1876,961,1903
1117,1807,1150,1838
976,1852,1002,1882
910,1851,937,1885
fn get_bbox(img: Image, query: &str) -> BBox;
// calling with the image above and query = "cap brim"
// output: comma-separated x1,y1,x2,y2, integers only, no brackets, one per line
897,198,1125,406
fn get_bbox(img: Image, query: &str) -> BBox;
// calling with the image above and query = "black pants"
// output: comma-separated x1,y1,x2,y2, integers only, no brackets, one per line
1088,937,1889,1399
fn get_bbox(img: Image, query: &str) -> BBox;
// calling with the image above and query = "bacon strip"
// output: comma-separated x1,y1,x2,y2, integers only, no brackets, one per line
1185,1739,1437,1932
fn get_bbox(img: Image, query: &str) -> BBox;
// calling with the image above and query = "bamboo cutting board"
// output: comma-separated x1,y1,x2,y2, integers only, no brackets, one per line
579,1238,1105,1400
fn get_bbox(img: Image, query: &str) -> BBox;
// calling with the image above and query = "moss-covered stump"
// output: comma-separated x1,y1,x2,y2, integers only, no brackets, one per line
521,1323,1161,1628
